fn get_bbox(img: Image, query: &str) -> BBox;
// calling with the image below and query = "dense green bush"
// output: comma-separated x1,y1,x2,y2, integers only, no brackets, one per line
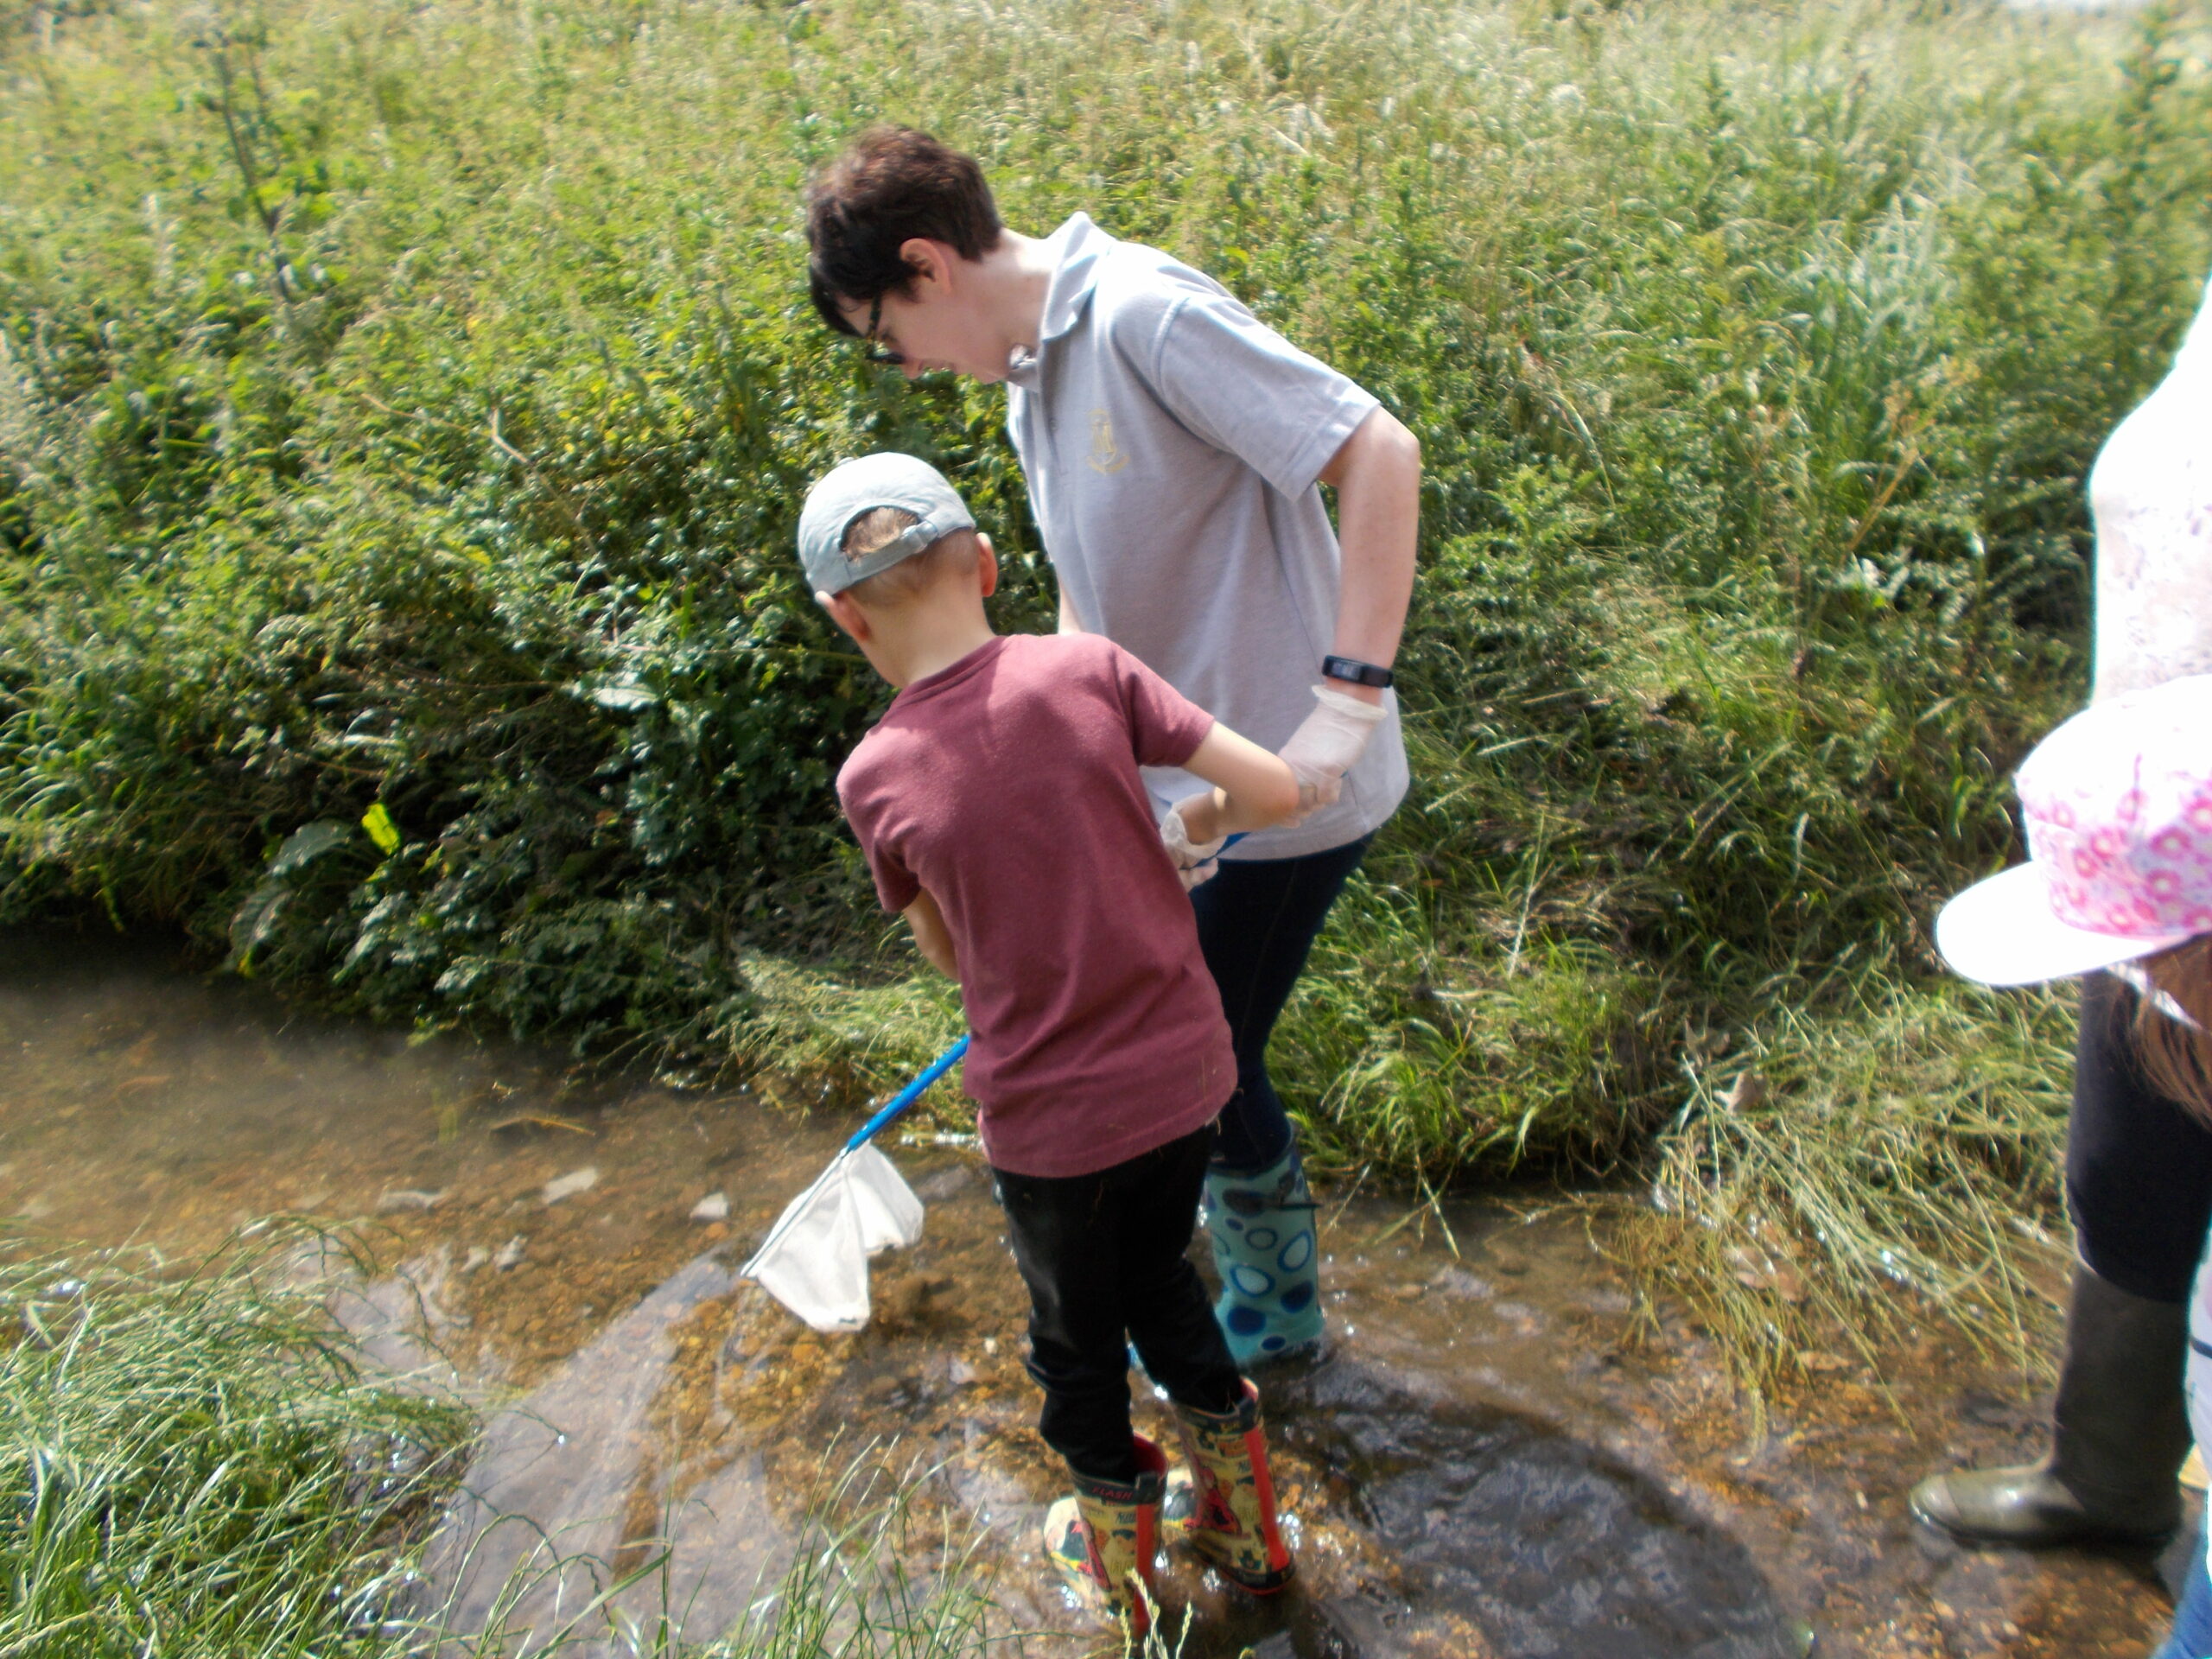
3,0,2209,1373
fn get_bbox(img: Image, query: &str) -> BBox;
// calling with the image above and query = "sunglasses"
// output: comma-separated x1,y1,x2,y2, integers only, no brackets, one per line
862,295,906,368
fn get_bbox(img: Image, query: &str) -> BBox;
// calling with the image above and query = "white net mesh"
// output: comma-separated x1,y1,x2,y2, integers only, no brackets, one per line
741,1143,924,1332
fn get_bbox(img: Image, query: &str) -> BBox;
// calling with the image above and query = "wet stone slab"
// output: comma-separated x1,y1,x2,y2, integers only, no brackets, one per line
0,927,2178,1657
1276,1362,1797,1658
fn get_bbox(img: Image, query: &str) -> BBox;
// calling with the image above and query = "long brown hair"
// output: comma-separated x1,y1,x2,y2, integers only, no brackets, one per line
2132,935,2212,1122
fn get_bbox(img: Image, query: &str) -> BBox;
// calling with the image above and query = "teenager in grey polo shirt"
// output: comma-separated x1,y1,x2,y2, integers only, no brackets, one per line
805,127,1421,1366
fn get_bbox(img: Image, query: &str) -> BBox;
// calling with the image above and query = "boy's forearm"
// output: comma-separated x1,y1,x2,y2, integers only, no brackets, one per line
1176,728,1301,841
1194,785,1274,840
1318,409,1421,704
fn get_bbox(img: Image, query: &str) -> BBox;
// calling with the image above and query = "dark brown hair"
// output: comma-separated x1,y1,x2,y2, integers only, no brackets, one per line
2132,936,2212,1123
805,127,1003,335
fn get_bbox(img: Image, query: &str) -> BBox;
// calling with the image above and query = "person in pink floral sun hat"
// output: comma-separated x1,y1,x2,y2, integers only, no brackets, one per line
1923,674,2212,1657
1911,265,2212,1562
1935,678,2212,987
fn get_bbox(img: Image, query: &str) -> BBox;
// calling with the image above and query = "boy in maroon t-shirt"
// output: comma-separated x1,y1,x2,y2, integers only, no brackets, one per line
798,453,1304,1633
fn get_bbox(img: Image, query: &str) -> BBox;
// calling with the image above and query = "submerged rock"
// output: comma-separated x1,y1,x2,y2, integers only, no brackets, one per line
541,1166,598,1205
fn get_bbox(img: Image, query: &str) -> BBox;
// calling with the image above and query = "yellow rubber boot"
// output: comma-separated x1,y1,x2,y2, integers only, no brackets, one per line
1043,1436,1168,1636
1169,1381,1294,1592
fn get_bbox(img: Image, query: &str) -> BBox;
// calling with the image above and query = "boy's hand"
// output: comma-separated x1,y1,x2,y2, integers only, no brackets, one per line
1161,797,1228,891
1278,685,1387,824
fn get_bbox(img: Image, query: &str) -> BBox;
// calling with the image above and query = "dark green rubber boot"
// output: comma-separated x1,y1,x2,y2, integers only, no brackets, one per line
1910,1262,2190,1547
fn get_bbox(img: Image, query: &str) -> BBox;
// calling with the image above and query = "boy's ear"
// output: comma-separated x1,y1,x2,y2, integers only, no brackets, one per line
974,531,999,600
817,588,872,643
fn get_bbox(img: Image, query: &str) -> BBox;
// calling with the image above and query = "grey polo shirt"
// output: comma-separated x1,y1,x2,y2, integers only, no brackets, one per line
1003,214,1408,860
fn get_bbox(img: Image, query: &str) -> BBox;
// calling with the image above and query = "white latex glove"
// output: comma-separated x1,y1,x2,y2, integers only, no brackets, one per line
1160,800,1229,892
1278,684,1388,825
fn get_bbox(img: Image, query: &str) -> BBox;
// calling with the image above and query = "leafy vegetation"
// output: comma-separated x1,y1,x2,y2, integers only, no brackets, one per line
4,0,2210,1388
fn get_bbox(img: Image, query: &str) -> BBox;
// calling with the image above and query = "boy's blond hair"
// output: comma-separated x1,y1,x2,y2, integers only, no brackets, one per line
840,506,978,606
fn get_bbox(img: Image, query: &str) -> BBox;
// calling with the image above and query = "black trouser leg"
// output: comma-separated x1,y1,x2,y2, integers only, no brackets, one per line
994,1124,1245,1482
1190,835,1373,1174
2066,973,2212,1304
1118,1134,1249,1410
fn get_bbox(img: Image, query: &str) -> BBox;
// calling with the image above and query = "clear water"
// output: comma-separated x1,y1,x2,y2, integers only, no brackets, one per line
0,928,2173,1657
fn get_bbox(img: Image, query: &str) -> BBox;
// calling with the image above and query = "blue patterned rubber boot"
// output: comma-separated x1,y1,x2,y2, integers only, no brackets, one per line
1205,1146,1323,1365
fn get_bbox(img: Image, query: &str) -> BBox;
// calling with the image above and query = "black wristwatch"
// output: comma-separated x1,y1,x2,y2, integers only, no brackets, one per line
1320,655,1395,690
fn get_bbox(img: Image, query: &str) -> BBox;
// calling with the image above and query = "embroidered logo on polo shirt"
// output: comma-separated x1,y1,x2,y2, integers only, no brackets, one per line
1087,409,1129,474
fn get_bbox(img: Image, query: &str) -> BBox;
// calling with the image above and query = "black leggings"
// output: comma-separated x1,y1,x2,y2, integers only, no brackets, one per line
993,1124,1245,1483
1189,835,1373,1174
2067,972,2212,1305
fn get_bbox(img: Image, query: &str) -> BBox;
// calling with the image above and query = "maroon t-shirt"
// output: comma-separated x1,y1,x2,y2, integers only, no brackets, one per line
836,633,1236,1178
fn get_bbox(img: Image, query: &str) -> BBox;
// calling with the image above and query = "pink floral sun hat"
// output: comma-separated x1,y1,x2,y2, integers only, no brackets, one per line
1936,673,2212,988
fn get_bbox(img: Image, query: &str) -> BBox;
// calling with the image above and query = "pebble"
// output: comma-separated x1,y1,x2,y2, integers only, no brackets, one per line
375,1188,446,1213
542,1166,599,1205
914,1166,974,1202
689,1191,729,1223
1429,1266,1493,1300
949,1357,978,1387
461,1247,492,1274
493,1236,527,1270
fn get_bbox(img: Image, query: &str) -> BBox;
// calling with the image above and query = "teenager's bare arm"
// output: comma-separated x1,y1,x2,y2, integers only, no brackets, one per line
1174,724,1301,843
1315,407,1421,705
902,888,959,979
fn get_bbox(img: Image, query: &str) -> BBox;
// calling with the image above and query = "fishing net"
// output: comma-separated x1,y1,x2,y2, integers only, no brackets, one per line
740,1143,924,1332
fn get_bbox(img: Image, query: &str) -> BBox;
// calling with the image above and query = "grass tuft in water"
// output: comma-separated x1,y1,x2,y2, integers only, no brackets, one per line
0,1226,473,1657
681,1459,1000,1659
447,1446,1003,1659
1617,980,2076,1410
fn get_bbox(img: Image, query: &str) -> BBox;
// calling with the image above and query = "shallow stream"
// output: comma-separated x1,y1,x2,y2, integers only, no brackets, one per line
0,929,2178,1657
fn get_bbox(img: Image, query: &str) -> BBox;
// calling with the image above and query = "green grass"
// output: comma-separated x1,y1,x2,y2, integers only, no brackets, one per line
0,1230,472,1656
1618,979,2077,1407
3,0,2211,1392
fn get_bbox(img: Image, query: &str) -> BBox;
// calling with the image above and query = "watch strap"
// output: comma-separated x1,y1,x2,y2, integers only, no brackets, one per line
1320,655,1395,690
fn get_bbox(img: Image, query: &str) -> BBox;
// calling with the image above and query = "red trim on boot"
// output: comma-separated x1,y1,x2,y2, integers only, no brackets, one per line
1129,1436,1166,1634
1242,1423,1292,1578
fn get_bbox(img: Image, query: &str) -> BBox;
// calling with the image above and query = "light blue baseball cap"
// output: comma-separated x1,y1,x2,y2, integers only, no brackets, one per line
798,453,976,596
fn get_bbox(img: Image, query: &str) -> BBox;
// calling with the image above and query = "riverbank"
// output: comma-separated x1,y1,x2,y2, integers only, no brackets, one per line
4,0,2211,1394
